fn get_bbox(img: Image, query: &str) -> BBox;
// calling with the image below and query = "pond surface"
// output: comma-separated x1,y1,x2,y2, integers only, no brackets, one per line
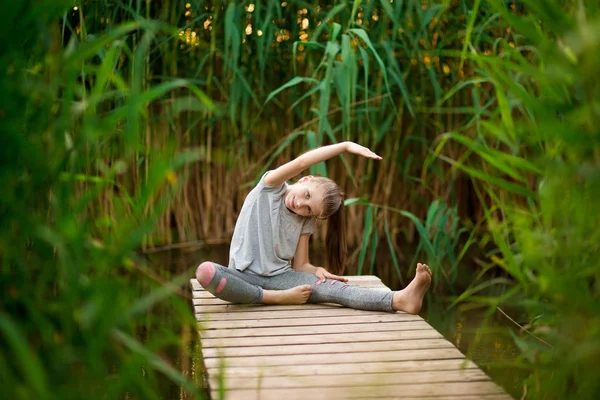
149,246,525,399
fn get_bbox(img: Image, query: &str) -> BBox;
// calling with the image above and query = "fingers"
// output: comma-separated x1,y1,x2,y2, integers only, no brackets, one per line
358,147,382,160
325,272,348,282
365,149,382,160
316,272,326,282
348,143,382,160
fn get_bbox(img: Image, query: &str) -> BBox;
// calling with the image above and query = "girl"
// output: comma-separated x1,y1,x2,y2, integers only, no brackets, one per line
195,142,431,314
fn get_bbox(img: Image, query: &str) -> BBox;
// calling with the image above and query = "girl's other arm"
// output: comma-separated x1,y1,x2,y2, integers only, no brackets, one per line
292,234,315,272
264,142,381,187
293,235,348,282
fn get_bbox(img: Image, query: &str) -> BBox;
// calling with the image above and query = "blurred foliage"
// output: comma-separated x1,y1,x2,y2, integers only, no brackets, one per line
1,0,599,399
0,0,208,399
439,1,600,399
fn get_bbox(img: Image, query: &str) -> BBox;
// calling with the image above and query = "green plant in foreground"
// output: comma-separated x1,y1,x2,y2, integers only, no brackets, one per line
437,1,600,398
0,2,211,399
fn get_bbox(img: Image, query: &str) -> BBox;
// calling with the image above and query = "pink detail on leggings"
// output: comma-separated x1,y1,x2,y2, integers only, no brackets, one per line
196,262,215,287
216,278,227,293
340,285,349,290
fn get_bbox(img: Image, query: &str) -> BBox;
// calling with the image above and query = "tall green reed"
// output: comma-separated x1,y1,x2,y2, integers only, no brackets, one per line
432,1,600,398
46,0,494,256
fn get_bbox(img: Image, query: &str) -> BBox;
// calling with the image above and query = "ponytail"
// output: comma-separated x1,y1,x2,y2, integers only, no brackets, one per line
311,176,347,275
325,201,347,275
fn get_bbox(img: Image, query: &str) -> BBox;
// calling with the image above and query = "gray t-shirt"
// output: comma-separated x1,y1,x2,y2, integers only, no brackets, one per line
228,172,315,276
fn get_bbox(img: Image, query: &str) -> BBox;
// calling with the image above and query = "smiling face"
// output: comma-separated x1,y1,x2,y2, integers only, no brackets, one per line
284,176,326,218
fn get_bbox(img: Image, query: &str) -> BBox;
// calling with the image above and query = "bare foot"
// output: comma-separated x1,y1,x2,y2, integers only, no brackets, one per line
260,285,312,305
392,263,432,314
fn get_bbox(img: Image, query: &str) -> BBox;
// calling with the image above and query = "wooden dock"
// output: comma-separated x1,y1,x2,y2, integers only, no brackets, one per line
191,275,512,400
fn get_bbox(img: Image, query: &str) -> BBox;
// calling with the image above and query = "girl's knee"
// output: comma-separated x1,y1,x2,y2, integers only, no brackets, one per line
195,261,216,287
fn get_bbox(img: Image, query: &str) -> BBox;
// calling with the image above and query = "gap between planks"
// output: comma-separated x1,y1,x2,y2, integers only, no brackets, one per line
200,320,432,339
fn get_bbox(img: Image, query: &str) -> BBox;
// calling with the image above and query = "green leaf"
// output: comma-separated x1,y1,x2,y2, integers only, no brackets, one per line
331,22,342,41
369,223,379,275
254,131,305,185
348,29,394,108
384,217,404,285
112,330,198,394
440,132,530,181
305,131,327,176
438,155,537,198
344,197,370,206
357,205,373,275
265,77,319,105
0,314,48,397
399,210,435,258
494,82,516,141
311,4,346,40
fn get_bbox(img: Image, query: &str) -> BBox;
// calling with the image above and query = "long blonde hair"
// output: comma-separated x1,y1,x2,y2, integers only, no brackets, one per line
311,177,346,275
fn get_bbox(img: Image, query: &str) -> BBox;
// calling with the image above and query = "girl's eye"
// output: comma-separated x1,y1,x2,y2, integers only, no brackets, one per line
305,191,310,199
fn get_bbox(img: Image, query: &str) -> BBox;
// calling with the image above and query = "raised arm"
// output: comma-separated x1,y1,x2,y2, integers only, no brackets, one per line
263,141,381,187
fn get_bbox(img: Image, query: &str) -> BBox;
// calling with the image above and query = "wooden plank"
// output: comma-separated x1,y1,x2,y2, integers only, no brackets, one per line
199,314,421,329
206,359,480,378
202,338,455,358
193,302,346,311
203,347,466,368
190,275,512,400
200,329,444,348
200,320,432,339
212,391,511,400
211,381,510,400
376,397,511,400
210,369,491,390
191,296,237,303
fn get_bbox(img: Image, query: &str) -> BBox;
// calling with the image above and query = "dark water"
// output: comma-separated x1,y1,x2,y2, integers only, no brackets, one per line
424,304,525,398
149,246,525,399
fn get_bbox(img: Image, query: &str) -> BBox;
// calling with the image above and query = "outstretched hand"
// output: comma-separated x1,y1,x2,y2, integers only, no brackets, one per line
315,267,348,283
345,142,382,160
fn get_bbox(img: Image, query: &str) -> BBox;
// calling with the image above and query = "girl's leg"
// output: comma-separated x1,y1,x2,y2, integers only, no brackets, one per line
261,263,432,314
195,262,263,303
261,270,395,312
195,262,312,305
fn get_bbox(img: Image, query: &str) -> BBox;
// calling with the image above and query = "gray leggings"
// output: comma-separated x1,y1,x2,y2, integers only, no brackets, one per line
198,262,394,313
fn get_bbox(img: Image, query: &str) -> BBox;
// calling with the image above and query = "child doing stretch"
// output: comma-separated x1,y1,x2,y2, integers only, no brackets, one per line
195,142,432,313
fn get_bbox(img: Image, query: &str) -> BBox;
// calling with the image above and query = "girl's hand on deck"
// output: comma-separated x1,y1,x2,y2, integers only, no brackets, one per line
315,267,348,283
345,142,382,160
